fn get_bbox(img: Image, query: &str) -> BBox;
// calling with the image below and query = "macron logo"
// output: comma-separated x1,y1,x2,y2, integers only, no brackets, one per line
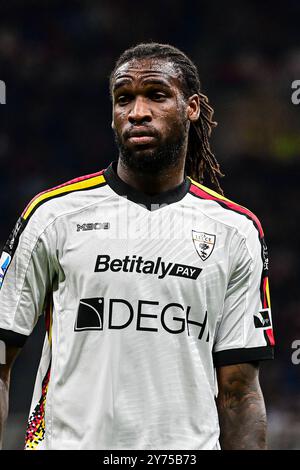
94,255,202,280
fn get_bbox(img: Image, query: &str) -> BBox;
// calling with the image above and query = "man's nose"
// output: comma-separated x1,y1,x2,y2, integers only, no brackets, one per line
128,96,152,124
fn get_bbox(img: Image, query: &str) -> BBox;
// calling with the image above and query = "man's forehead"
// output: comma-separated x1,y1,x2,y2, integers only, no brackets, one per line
113,58,179,83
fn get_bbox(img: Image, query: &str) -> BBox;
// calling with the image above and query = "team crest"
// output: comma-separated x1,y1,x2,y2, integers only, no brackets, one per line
192,231,216,261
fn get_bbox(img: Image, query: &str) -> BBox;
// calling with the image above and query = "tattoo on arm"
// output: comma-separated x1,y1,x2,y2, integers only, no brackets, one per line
216,361,267,450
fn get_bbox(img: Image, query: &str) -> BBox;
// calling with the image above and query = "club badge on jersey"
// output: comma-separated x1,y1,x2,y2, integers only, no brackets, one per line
192,231,216,261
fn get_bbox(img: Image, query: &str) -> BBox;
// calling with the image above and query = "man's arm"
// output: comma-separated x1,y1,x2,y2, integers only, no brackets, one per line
216,361,267,450
0,345,21,449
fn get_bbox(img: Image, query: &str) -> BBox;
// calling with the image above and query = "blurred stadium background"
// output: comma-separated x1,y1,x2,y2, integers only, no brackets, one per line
0,0,299,450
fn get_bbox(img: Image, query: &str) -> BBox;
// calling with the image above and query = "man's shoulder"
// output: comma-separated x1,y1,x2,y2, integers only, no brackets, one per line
2,170,109,262
187,177,264,240
21,168,108,226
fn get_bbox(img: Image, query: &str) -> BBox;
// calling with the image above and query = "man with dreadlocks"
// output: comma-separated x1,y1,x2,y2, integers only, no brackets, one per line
0,42,274,450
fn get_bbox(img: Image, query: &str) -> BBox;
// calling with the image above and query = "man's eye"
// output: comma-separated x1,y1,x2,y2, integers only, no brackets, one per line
116,95,131,105
151,92,166,101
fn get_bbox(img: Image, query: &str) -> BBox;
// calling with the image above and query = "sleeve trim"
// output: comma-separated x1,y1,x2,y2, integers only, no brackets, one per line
213,345,274,367
0,328,28,347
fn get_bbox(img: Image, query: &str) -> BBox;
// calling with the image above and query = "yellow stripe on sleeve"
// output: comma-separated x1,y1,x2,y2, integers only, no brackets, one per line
23,174,106,220
265,277,271,308
188,177,237,205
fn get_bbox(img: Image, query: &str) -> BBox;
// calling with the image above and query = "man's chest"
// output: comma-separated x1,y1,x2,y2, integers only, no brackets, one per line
51,203,234,346
55,204,233,309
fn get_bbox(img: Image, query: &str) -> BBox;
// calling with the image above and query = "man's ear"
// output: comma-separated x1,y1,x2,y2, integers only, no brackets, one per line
187,94,200,122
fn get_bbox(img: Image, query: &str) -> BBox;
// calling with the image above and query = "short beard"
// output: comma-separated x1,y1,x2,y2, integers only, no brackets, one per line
113,126,188,175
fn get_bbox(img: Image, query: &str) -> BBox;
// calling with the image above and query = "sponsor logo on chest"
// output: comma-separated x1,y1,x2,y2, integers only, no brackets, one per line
74,296,210,343
94,254,202,280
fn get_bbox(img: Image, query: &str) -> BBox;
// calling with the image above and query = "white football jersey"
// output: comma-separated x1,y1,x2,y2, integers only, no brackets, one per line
0,161,274,450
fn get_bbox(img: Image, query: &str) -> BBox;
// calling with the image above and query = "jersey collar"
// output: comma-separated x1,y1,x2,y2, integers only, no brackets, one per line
104,161,191,211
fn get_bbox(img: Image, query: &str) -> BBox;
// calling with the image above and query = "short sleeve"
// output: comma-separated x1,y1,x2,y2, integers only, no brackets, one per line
0,212,54,347
213,224,275,367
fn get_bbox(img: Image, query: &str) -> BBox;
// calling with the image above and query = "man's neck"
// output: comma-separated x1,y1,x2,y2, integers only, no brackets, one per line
116,159,186,195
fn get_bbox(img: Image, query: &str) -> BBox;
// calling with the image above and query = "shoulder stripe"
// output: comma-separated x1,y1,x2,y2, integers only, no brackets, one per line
22,170,106,221
188,178,274,348
188,178,264,238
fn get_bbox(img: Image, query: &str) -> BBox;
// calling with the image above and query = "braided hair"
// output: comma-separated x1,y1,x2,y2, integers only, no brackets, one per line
110,42,224,195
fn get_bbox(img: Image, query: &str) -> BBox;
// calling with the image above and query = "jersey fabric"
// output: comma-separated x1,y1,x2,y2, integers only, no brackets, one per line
0,161,274,450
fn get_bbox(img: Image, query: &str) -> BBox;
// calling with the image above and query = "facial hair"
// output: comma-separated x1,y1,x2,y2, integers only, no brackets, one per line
113,120,188,175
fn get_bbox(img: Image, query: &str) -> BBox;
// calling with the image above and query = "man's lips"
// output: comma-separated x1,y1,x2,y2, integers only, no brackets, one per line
128,135,156,144
125,129,158,145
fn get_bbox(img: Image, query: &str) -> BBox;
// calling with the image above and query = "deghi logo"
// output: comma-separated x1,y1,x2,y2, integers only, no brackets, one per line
75,296,210,343
254,308,272,330
94,254,202,280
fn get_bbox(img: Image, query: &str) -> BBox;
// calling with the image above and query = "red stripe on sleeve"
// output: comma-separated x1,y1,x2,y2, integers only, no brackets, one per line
190,184,264,238
22,169,105,217
266,328,275,346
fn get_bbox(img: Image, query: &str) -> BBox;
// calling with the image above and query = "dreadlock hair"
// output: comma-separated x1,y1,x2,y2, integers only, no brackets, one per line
110,42,224,195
